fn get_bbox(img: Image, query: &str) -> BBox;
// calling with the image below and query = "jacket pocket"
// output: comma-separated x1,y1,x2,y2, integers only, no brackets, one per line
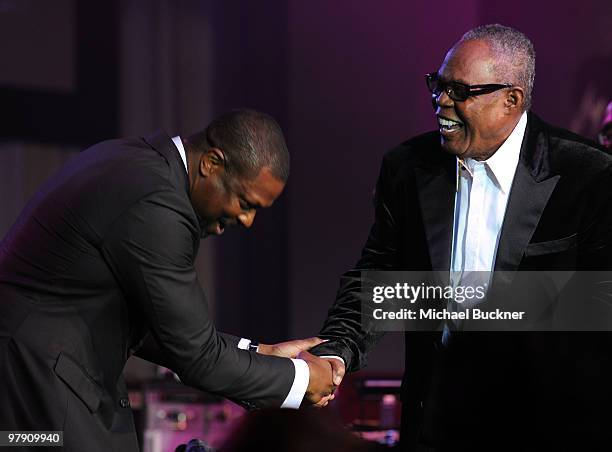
525,233,578,257
54,352,103,413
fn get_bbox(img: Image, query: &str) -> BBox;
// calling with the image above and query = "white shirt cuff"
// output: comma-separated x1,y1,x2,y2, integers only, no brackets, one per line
237,338,251,350
280,359,309,409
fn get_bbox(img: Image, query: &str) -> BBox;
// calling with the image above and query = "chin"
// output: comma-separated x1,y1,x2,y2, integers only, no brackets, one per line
199,222,216,238
441,136,471,157
441,142,462,156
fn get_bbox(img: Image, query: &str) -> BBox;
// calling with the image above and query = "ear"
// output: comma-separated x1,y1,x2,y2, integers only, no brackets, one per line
200,147,226,177
505,87,525,112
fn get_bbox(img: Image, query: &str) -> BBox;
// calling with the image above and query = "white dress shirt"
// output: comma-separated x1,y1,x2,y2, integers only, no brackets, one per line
442,112,527,343
450,111,527,274
171,136,309,408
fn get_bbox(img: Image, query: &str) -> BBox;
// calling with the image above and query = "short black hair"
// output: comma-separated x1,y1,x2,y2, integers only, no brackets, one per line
188,109,290,182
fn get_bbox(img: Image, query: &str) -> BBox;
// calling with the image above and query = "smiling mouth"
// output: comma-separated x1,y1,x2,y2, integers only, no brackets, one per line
437,116,464,134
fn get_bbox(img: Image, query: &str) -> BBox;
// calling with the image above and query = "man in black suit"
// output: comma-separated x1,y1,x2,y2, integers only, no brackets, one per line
0,110,335,451
311,25,612,450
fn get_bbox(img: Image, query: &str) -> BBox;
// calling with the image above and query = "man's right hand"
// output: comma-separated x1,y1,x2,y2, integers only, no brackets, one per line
257,337,326,359
297,351,335,408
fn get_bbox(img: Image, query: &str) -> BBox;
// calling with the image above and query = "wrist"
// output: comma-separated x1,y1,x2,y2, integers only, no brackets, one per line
256,343,272,355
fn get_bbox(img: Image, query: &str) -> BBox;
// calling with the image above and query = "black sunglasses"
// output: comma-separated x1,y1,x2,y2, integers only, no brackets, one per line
425,72,512,102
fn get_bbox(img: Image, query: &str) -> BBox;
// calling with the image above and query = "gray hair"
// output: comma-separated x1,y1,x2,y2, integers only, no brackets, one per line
188,109,290,183
460,24,536,111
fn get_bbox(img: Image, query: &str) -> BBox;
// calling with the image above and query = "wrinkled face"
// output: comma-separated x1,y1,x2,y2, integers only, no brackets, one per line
191,163,285,237
434,40,518,159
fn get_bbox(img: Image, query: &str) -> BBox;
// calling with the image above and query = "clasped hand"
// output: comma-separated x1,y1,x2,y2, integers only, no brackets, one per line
257,337,346,408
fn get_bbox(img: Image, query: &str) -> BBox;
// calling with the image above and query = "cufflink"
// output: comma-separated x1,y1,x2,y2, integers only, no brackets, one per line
248,341,259,353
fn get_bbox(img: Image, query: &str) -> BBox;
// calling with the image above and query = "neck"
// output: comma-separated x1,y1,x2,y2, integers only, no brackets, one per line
471,113,523,161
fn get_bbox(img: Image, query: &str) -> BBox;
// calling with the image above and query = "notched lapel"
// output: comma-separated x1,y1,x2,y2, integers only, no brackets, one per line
415,160,455,271
495,164,559,271
495,114,559,272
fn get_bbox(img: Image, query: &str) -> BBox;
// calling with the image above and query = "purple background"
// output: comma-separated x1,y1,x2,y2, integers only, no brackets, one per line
1,0,611,373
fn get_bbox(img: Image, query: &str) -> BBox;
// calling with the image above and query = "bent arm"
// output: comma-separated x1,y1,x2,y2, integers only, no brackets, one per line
101,192,294,409
311,155,401,371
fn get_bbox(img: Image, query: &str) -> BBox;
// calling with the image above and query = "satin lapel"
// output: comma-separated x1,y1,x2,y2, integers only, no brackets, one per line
494,114,559,272
494,164,558,271
415,160,456,271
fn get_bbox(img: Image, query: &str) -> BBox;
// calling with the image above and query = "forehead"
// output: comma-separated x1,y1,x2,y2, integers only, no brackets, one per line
236,167,285,208
438,39,496,84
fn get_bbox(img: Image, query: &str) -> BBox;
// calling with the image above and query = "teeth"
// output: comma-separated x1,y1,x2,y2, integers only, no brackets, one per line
438,117,462,128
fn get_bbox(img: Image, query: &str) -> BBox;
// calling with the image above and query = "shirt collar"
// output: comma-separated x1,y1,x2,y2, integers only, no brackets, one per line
171,135,189,173
457,111,527,194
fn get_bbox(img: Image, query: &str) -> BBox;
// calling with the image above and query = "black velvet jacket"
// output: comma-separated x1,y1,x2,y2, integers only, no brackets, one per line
313,113,612,449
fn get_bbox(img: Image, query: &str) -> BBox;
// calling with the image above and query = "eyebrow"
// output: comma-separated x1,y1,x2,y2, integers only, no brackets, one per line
439,75,470,85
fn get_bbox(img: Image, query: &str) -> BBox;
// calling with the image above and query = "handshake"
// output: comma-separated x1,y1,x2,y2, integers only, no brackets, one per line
257,337,345,408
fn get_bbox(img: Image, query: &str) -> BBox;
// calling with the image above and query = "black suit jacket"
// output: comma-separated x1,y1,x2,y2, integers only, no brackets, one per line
0,132,295,451
313,113,612,450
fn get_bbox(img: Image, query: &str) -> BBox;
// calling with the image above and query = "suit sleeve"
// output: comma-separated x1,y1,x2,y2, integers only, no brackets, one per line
133,331,240,367
310,154,401,371
100,192,295,409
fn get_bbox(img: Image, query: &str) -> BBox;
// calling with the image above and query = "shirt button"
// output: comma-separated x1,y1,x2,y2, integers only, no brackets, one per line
119,397,130,408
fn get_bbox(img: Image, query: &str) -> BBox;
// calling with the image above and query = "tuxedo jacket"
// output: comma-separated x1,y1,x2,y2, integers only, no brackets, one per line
313,113,612,450
0,132,295,452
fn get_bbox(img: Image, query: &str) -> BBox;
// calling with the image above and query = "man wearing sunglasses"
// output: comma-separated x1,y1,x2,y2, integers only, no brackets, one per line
311,24,612,449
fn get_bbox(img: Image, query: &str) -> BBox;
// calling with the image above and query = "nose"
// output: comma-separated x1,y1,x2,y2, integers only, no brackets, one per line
434,89,454,109
238,210,256,229
433,90,454,115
